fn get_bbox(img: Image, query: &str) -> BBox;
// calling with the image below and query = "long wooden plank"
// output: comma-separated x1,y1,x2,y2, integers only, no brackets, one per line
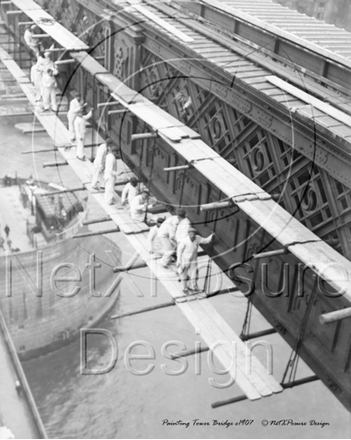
185,300,273,397
9,0,41,10
197,299,283,394
0,50,29,79
177,301,264,400
10,0,89,50
72,52,144,105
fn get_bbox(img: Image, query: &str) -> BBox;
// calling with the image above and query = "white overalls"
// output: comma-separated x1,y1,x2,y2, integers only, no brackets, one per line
91,143,107,188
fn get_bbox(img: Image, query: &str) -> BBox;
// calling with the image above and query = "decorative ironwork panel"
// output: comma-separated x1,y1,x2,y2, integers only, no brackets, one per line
236,128,278,186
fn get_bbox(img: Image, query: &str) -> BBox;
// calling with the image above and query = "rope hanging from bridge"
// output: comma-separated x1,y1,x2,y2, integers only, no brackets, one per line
144,134,158,221
281,275,318,385
178,166,188,208
240,299,253,340
203,257,212,294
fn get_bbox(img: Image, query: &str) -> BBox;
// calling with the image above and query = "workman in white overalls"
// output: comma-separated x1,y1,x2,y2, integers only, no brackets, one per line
129,190,154,223
40,51,59,112
30,53,45,102
91,138,111,190
104,146,119,205
121,177,139,207
74,108,92,160
177,227,214,293
67,93,84,144
158,210,184,268
24,25,40,57
147,217,165,258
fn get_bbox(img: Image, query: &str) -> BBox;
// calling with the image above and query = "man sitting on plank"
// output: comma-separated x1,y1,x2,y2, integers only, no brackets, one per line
121,177,140,207
130,189,154,223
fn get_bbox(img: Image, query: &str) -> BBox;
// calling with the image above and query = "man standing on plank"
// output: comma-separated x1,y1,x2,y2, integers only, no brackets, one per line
91,138,111,190
175,209,191,245
30,52,45,102
40,50,59,112
177,227,214,294
158,208,185,268
74,107,92,161
104,145,120,205
147,217,165,258
24,25,40,57
67,93,85,144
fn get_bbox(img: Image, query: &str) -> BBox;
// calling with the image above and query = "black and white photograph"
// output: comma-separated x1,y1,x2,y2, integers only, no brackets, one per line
0,0,350,439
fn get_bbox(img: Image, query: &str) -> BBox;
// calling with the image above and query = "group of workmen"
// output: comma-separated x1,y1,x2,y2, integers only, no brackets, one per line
24,25,215,294
147,209,215,293
25,25,96,163
89,137,215,293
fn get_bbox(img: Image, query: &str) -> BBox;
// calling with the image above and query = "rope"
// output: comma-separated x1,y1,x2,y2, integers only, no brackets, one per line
91,77,95,161
240,299,253,339
203,257,212,294
178,168,187,208
281,275,318,384
144,135,157,222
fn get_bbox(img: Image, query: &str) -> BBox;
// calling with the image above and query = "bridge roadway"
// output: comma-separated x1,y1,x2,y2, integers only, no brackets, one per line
0,310,46,439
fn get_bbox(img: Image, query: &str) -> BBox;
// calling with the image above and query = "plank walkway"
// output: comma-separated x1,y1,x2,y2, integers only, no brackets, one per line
10,0,89,51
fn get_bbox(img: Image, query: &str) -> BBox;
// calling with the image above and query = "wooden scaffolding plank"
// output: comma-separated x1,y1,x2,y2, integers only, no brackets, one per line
177,301,264,400
9,0,42,10
198,299,283,394
10,0,89,51
185,300,273,397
